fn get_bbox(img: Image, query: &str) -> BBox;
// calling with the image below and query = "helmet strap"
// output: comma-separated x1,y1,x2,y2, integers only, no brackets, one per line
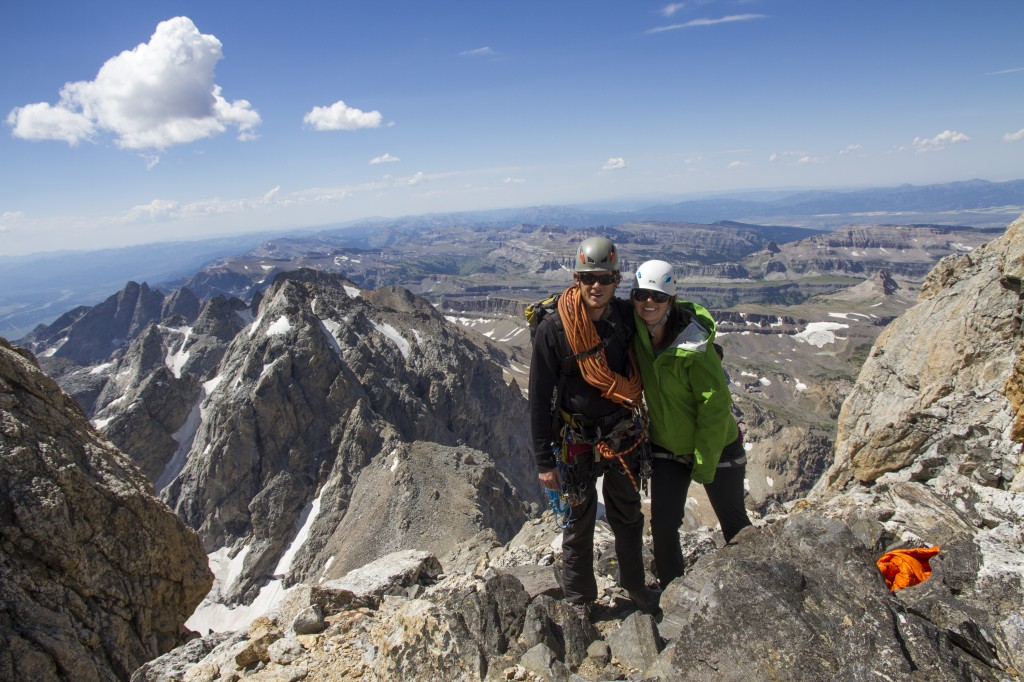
646,312,669,341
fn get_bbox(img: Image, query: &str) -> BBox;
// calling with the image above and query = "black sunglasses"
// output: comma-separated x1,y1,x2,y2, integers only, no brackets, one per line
577,272,618,286
631,288,671,303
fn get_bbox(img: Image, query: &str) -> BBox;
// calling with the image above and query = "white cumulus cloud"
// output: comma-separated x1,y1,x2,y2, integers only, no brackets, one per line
370,153,400,164
660,3,687,17
728,160,752,169
897,129,970,153
603,157,627,171
304,100,383,131
503,177,526,184
839,143,863,155
1003,128,1024,142
6,17,260,150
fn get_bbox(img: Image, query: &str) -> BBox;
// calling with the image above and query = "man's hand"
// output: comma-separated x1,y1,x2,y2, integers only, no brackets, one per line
538,469,561,491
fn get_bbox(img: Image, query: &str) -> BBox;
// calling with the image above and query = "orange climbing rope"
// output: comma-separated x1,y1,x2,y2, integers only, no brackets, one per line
557,285,643,408
596,427,646,491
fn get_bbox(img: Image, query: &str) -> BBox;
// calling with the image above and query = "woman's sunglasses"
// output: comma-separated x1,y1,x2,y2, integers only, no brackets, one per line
631,289,671,303
577,272,618,286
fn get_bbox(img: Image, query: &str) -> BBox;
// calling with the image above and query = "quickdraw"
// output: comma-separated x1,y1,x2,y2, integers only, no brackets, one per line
545,431,596,529
547,489,571,529
546,455,574,529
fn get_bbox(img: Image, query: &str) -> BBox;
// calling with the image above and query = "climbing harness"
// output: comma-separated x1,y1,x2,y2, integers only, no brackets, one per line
592,406,652,495
548,404,652,530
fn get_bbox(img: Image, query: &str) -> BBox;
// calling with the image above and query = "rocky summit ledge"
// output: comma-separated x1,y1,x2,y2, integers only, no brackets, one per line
134,466,1024,682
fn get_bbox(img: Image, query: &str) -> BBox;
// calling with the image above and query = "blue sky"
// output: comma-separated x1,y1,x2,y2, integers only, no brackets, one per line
1,1,1022,257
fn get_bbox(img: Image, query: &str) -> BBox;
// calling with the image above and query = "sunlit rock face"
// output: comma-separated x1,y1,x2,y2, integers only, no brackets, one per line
825,214,1023,489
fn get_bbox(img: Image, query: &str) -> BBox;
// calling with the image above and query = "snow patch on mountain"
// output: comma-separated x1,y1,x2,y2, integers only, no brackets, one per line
372,320,410,359
162,325,193,379
90,362,114,375
318,318,343,355
274,492,323,576
265,316,292,337
793,321,849,348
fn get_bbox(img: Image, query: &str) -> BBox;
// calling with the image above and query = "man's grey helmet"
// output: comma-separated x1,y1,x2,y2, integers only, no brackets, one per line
575,236,619,272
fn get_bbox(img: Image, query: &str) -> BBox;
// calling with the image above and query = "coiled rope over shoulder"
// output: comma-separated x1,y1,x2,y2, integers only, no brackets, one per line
556,285,642,408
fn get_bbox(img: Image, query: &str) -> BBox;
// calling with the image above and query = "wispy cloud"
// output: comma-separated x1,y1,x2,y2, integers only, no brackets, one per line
116,165,531,230
122,199,181,224
839,144,863,155
770,150,826,165
602,157,627,171
459,47,495,57
648,13,766,33
304,101,383,131
895,130,970,153
503,177,526,184
985,66,1024,76
1004,128,1024,142
370,153,400,165
728,160,752,169
769,150,806,162
5,17,260,150
660,3,687,17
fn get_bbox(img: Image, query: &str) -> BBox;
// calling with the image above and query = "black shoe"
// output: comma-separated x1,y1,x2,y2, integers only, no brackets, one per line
627,586,662,616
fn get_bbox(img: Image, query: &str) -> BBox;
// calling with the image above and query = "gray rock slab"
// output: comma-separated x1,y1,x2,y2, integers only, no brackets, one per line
323,549,442,598
607,612,661,672
499,563,563,599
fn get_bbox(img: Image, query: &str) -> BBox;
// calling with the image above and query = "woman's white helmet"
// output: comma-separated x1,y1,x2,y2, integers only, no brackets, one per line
634,260,676,296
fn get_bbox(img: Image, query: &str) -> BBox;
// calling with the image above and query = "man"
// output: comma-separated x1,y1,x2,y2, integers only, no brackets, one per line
529,236,660,620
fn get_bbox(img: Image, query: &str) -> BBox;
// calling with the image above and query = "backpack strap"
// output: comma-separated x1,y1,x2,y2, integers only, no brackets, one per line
547,311,574,431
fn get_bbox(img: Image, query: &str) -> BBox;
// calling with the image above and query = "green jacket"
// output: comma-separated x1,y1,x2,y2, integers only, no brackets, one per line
632,301,738,484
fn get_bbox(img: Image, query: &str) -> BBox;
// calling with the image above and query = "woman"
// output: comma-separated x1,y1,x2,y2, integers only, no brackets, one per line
630,259,752,589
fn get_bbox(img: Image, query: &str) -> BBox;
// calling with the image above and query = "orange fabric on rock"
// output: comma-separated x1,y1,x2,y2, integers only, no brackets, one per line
877,546,941,591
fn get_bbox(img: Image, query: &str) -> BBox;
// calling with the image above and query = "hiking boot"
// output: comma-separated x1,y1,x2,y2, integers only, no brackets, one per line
627,586,662,616
569,601,592,623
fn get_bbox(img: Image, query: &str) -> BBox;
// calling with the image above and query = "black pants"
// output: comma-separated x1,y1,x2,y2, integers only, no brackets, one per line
650,437,752,589
561,450,646,604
